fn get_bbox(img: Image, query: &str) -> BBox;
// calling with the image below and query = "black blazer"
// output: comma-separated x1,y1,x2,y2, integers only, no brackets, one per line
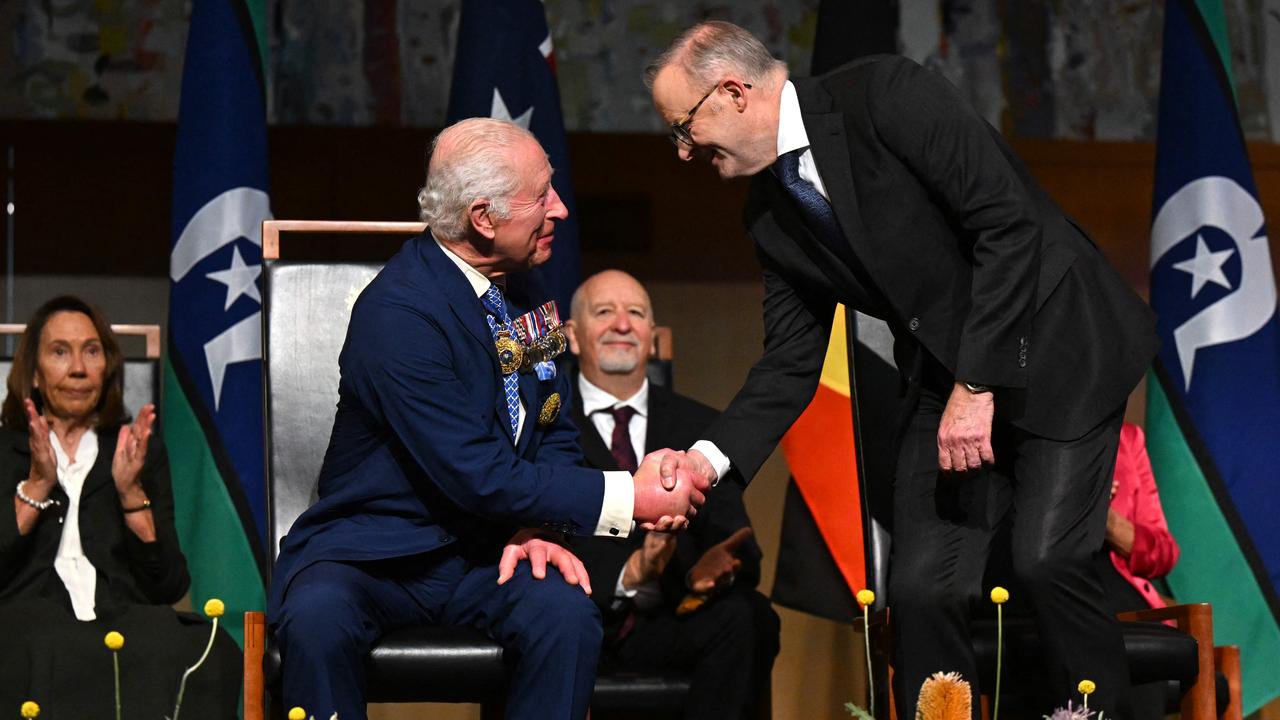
568,372,762,631
0,425,190,617
704,55,1159,481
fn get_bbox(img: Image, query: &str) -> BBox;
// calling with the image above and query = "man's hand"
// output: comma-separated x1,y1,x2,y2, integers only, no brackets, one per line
937,382,995,472
687,527,753,594
621,531,677,590
497,528,592,596
633,450,707,532
659,447,716,491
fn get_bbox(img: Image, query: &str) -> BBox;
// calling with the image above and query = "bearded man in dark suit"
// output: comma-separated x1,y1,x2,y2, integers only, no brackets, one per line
564,269,779,720
644,21,1159,720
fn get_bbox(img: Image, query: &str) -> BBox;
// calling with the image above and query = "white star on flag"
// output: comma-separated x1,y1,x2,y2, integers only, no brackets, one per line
205,244,263,310
491,88,533,129
1172,233,1235,298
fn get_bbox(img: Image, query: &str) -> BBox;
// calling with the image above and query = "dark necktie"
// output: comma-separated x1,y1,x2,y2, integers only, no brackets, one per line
607,406,638,473
772,148,856,266
480,284,520,440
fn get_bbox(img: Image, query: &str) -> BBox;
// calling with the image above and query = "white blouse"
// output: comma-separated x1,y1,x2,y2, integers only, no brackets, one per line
50,428,100,621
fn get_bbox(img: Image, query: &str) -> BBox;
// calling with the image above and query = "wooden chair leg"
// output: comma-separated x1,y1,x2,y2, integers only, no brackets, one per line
244,611,267,720
1214,646,1242,720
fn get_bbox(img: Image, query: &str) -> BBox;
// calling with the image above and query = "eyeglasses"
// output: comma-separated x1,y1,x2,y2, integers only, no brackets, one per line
668,81,752,147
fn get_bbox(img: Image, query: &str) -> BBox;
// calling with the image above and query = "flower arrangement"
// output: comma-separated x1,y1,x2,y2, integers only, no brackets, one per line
1044,679,1104,720
915,671,972,720
843,588,878,720
20,597,228,720
990,586,1009,720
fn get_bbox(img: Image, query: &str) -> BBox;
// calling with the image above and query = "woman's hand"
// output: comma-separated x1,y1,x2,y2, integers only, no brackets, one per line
24,399,57,495
112,403,155,505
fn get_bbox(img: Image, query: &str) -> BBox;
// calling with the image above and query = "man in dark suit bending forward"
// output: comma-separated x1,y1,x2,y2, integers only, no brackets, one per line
645,21,1159,720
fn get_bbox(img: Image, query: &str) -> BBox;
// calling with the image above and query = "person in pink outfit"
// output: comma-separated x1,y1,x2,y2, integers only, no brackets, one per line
1103,422,1181,611
1100,421,1182,720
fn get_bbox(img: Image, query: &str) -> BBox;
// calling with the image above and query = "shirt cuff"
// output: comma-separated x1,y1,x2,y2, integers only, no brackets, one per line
595,471,634,538
615,564,664,610
690,440,732,486
614,565,639,598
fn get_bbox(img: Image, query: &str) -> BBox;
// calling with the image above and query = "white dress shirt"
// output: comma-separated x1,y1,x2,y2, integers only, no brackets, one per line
576,374,665,607
50,428,100,621
690,80,831,485
435,240,633,537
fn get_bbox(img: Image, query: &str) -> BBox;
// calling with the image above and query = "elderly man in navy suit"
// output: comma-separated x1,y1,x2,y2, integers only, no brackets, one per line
268,118,709,720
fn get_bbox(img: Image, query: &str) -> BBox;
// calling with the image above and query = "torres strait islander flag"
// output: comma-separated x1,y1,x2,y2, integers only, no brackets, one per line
1147,0,1280,711
165,0,271,646
445,0,582,312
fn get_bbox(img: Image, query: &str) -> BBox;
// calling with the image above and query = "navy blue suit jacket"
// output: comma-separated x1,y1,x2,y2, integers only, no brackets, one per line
268,234,606,614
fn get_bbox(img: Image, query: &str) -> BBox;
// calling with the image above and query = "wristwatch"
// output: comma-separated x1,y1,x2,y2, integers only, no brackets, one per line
962,381,992,394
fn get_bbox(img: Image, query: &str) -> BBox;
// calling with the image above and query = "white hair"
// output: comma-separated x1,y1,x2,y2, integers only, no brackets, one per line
416,118,543,241
643,20,788,90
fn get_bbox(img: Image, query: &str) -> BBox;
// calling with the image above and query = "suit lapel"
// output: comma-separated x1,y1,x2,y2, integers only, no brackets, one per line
790,78,889,283
418,236,523,443
419,235,499,363
569,371,621,471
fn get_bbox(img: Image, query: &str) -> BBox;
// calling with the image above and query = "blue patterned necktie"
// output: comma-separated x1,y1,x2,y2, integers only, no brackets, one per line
772,148,855,266
481,284,521,441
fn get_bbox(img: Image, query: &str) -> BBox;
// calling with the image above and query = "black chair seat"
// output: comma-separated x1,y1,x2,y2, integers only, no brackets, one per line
971,617,1197,688
264,623,691,708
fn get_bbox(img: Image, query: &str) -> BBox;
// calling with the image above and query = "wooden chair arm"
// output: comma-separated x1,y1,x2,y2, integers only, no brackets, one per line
245,611,267,720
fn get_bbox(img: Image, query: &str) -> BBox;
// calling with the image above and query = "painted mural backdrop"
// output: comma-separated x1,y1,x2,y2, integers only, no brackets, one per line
2,0,1278,140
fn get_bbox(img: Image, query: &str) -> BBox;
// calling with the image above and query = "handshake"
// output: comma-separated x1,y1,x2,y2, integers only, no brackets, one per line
631,448,717,532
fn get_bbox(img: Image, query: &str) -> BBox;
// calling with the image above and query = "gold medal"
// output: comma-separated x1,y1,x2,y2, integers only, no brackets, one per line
538,392,562,427
495,331,523,375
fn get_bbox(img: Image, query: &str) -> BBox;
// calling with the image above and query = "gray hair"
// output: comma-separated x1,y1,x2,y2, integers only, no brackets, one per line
643,21,787,90
417,118,543,241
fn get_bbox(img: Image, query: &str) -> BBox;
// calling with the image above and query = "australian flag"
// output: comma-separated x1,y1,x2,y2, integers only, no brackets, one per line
165,0,271,643
446,0,582,312
1147,0,1280,711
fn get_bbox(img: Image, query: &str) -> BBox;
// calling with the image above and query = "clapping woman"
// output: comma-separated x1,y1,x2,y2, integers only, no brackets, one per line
0,296,238,718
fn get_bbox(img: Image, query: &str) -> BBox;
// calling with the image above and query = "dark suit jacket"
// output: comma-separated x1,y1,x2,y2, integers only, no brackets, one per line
568,372,762,633
269,234,607,614
0,425,190,615
704,55,1159,481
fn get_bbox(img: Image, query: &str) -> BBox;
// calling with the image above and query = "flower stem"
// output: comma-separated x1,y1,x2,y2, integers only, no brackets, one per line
113,651,122,720
993,605,1003,720
862,605,875,718
172,617,219,720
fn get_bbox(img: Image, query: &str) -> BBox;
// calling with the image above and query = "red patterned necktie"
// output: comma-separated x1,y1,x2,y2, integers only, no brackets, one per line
607,406,638,473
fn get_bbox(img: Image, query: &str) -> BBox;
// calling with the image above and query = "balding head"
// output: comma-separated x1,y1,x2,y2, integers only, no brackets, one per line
643,20,787,92
567,270,656,397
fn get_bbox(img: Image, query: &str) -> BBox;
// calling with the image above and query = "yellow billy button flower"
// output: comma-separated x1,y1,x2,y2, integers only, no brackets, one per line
990,586,1009,604
203,598,225,619
288,707,307,720
20,701,40,718
104,631,125,651
1078,679,1096,696
856,589,876,607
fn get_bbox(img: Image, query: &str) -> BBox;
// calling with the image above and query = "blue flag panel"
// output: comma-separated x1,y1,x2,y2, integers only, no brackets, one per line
446,0,582,313
169,0,271,545
1150,0,1280,601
